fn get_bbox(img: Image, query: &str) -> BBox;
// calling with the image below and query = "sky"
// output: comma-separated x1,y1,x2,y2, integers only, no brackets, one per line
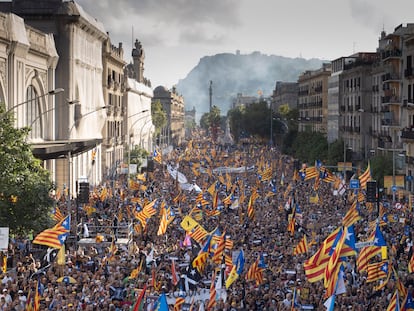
76,0,414,89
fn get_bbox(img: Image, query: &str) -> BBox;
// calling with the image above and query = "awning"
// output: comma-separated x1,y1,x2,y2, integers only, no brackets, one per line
31,139,102,160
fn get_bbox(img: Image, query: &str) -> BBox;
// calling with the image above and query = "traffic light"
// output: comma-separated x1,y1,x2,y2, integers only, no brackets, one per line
78,182,90,204
366,181,377,203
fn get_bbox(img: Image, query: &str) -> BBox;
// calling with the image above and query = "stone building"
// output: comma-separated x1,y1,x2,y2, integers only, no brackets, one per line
0,11,59,178
2,0,108,196
271,81,298,112
339,53,377,162
153,86,185,146
124,40,153,155
102,39,126,178
297,63,331,134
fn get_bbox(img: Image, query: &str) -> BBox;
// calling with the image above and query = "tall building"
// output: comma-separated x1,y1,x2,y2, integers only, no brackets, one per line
102,39,126,178
124,40,153,154
339,53,378,163
0,11,59,178
297,63,331,134
153,86,185,146
2,0,109,196
271,81,298,112
398,26,414,192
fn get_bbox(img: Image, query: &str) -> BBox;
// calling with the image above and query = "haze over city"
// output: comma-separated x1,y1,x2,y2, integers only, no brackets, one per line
76,0,414,90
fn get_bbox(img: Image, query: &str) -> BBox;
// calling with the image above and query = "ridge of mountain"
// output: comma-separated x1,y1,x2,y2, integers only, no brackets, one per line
176,51,327,117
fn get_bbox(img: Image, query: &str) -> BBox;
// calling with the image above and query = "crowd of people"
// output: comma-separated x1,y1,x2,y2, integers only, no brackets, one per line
2,137,414,310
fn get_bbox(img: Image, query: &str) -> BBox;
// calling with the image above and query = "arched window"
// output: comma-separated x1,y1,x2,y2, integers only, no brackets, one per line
26,85,41,139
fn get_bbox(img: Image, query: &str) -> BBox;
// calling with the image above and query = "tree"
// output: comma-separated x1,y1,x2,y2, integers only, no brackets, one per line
151,100,167,140
0,106,55,235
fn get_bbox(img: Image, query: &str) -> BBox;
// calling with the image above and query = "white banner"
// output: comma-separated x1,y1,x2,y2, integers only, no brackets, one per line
0,228,9,251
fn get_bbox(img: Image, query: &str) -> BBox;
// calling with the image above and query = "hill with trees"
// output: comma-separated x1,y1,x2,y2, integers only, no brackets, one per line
176,51,326,118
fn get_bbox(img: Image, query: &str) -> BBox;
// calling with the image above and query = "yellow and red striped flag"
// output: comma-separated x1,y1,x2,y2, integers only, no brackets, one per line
174,296,185,311
366,260,389,283
293,235,308,255
386,290,399,311
207,271,216,311
33,279,41,311
358,162,372,190
342,201,361,227
408,253,414,273
212,233,226,264
189,225,208,244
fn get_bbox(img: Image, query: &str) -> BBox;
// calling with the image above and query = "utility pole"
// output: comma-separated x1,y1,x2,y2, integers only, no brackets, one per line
209,80,213,113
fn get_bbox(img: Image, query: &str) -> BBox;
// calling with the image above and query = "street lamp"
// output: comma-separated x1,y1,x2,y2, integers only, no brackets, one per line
28,99,79,131
127,111,150,181
67,105,108,230
0,88,64,121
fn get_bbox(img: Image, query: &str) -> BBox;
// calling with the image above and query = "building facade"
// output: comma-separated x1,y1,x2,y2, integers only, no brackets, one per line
124,40,153,156
340,53,377,163
0,11,59,178
3,0,109,196
102,39,126,178
297,63,331,134
153,86,185,146
271,81,298,112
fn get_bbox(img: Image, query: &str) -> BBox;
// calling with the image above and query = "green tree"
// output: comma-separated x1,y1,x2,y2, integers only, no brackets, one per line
126,146,149,166
199,113,210,131
227,106,245,142
370,154,393,188
0,107,55,235
151,100,167,138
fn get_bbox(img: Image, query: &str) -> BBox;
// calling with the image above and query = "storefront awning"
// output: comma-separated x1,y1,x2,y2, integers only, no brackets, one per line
31,139,102,160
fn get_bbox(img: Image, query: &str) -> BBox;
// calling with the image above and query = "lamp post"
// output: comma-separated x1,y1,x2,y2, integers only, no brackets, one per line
139,119,153,149
0,88,64,121
28,99,79,130
126,110,149,181
270,103,273,146
67,106,108,237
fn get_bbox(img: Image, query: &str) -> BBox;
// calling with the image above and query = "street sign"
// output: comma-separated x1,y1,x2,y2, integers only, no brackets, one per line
350,179,360,189
355,241,374,249
392,185,397,192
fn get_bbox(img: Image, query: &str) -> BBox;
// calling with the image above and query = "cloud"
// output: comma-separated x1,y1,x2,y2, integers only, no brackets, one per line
77,0,241,48
348,0,413,34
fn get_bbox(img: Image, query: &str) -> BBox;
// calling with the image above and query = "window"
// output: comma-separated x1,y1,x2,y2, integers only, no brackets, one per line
26,85,41,139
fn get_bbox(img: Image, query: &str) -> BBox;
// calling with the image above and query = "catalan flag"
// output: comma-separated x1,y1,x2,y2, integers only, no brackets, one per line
189,225,208,244
366,260,389,283
342,200,361,227
174,296,185,311
212,232,226,264
33,215,70,249
358,162,372,190
192,234,212,273
153,149,162,164
293,235,308,255
408,253,414,273
356,225,386,272
245,254,264,286
304,166,319,181
386,290,400,311
207,271,216,311
34,279,41,311
52,206,65,223
324,227,348,288
225,250,245,289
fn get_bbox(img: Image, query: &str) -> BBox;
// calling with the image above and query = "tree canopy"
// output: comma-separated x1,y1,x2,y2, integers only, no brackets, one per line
0,106,55,235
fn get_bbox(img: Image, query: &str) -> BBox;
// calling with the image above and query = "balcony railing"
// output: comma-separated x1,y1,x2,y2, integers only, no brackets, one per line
381,49,402,60
401,127,414,140
381,96,401,104
382,72,401,82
